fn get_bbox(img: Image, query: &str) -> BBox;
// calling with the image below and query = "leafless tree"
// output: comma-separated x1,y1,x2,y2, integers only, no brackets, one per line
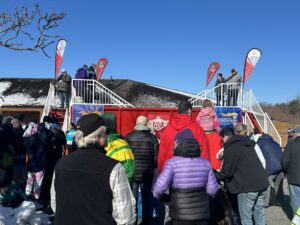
0,4,66,57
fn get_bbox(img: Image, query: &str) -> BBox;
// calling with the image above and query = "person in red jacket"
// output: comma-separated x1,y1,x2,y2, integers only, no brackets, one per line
158,100,209,174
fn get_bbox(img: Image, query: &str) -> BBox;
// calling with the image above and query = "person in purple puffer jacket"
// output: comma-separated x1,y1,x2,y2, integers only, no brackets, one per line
153,130,219,225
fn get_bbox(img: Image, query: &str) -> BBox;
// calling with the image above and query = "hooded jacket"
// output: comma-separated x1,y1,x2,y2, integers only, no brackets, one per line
153,139,218,221
105,133,136,184
158,114,209,174
216,135,268,194
256,134,282,176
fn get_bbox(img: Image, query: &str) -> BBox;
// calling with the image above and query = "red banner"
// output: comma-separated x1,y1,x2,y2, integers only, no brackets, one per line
243,48,262,84
206,62,220,87
55,39,67,78
96,58,108,80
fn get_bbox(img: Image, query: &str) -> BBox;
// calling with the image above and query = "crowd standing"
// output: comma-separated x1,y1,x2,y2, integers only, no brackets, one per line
0,69,299,225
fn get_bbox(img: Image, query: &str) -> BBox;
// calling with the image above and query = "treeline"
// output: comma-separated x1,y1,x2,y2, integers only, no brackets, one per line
260,96,300,123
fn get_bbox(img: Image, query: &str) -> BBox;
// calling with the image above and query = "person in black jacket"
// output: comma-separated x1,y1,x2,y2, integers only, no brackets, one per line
24,123,50,201
216,124,268,225
215,73,226,106
51,113,136,225
281,126,300,214
125,115,159,225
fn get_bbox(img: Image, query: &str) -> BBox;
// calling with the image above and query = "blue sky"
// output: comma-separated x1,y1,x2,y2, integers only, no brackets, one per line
1,0,300,104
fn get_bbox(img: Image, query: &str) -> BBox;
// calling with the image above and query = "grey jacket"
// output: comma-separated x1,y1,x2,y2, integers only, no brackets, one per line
226,73,242,90
56,73,71,92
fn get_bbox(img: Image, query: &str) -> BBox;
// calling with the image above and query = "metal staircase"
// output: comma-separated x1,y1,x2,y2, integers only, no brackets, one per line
189,83,282,146
41,79,135,132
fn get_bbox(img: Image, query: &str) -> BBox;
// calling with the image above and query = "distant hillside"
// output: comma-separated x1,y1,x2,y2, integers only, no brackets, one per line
260,100,300,124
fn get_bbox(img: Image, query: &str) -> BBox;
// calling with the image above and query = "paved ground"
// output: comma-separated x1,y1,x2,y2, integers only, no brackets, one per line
265,178,292,225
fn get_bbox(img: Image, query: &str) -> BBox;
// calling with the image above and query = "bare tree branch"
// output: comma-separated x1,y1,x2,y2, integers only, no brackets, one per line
0,3,66,57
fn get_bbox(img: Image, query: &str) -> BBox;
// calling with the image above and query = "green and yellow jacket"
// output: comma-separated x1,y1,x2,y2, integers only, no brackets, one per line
105,133,135,184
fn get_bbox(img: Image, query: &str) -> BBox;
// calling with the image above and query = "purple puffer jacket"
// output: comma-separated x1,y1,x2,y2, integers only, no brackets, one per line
153,156,218,199
153,156,219,221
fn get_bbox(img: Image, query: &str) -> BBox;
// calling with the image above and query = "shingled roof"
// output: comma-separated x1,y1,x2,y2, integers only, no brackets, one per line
0,78,196,108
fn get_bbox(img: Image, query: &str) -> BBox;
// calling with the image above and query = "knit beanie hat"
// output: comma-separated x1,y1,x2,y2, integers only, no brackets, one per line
174,128,194,146
101,112,117,134
173,139,200,158
77,113,106,137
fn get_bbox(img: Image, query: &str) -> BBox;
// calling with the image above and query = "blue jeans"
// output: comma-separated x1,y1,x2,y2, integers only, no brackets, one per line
58,91,69,108
289,184,300,214
238,191,266,225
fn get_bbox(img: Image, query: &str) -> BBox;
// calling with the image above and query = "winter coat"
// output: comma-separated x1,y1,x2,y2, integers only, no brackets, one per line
256,134,282,176
66,129,76,146
282,136,300,186
196,107,220,132
158,114,209,174
125,128,159,182
12,126,25,155
105,133,135,184
56,73,71,92
225,73,242,90
47,127,66,168
153,139,218,221
75,67,88,79
54,144,119,225
25,124,50,172
216,135,268,194
215,78,226,96
206,132,223,171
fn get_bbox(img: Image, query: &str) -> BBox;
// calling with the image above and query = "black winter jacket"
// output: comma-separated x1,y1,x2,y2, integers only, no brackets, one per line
282,137,300,186
216,135,268,194
54,145,118,225
25,124,51,172
125,129,159,182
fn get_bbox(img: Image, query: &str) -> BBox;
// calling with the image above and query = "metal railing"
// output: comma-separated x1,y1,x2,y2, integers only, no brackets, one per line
40,83,55,122
72,79,134,107
189,83,243,107
244,112,255,135
242,89,265,131
264,113,282,146
190,83,281,146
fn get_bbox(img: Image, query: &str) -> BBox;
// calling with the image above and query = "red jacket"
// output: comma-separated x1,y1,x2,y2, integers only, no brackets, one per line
158,114,209,174
206,132,223,171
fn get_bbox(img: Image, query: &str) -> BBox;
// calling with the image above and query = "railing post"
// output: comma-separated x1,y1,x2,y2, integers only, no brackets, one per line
93,80,95,104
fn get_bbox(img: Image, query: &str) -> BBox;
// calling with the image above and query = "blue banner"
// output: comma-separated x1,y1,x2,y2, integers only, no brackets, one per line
215,107,242,128
72,104,104,125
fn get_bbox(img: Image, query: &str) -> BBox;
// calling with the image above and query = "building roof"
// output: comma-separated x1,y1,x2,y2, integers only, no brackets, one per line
0,78,197,108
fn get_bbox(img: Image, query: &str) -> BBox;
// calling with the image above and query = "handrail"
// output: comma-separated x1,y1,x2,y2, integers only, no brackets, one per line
264,113,282,146
189,83,243,107
40,83,55,122
244,112,255,135
62,108,69,132
72,79,134,107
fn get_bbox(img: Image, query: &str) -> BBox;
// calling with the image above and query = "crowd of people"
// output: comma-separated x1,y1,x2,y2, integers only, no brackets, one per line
0,98,299,225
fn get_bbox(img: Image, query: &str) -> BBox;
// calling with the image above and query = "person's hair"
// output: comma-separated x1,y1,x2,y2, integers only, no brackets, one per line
220,128,234,138
203,99,213,108
234,123,247,136
177,101,192,114
70,122,76,129
75,126,107,148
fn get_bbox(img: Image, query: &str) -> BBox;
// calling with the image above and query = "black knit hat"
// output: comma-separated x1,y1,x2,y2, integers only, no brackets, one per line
173,139,200,158
77,113,106,137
